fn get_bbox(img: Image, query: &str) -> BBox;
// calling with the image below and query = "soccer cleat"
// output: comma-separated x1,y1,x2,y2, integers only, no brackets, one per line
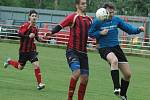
37,83,45,90
120,95,127,100
4,58,11,68
114,88,121,96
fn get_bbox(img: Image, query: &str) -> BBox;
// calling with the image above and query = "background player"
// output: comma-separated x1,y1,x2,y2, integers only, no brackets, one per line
4,10,45,90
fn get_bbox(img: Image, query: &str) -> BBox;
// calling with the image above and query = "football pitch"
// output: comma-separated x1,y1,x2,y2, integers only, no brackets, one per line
0,42,149,100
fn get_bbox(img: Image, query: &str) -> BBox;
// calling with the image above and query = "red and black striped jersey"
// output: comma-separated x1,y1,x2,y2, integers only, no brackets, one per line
18,22,39,53
60,13,92,53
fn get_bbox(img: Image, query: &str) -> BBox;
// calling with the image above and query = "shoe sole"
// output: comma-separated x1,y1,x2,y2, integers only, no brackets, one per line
37,85,45,90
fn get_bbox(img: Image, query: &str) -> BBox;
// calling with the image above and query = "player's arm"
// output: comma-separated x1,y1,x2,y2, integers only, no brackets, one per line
46,13,74,36
35,32,46,43
52,25,62,34
118,17,145,34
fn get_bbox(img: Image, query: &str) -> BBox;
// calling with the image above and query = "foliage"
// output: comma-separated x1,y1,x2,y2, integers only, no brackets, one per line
0,0,149,16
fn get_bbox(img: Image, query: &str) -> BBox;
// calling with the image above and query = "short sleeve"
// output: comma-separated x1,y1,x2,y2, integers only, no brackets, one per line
60,13,76,28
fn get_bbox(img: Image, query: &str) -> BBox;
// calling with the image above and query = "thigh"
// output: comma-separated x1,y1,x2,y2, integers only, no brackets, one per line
106,52,118,64
79,53,89,75
99,47,117,63
98,47,112,61
79,53,89,70
28,51,39,63
112,45,128,63
66,49,80,67
18,52,27,66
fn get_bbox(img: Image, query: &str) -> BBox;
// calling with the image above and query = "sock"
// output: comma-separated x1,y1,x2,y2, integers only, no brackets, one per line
78,83,87,100
120,78,129,96
34,67,42,85
111,70,120,89
68,77,77,100
8,60,19,69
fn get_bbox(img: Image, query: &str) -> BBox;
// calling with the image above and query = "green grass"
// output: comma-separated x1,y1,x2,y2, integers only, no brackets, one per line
0,42,150,100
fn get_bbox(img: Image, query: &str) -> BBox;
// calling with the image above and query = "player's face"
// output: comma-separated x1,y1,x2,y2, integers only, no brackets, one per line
29,13,38,23
78,0,87,12
106,8,115,19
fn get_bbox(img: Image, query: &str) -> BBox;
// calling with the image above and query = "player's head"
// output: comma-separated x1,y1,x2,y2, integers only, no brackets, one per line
75,0,87,13
28,10,38,23
103,2,115,18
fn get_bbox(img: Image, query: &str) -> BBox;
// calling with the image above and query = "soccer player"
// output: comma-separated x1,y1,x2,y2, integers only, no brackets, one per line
46,0,92,100
4,10,45,90
88,2,145,100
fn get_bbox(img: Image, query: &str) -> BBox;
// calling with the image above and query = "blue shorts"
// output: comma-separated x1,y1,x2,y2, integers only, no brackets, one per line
18,51,38,66
66,49,89,74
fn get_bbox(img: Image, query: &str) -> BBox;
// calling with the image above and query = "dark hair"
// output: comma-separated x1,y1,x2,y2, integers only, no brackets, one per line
28,10,38,16
103,2,115,9
75,0,80,5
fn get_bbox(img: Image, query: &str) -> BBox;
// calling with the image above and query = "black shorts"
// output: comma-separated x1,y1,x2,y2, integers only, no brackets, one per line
18,51,38,66
66,49,89,71
98,45,128,63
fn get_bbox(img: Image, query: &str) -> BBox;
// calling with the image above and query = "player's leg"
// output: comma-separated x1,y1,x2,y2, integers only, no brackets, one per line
78,53,89,100
99,48,120,95
119,63,131,100
115,46,130,100
107,52,121,95
30,52,45,90
66,49,80,100
69,69,80,100
32,61,45,90
4,53,26,70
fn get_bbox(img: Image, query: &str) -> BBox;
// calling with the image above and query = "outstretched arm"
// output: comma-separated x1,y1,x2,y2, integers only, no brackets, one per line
118,17,145,34
46,13,75,36
45,25,62,36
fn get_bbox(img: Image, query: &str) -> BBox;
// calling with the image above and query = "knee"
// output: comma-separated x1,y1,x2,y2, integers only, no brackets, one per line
18,65,24,70
110,58,118,70
72,69,80,80
111,58,118,66
80,69,89,84
80,75,89,84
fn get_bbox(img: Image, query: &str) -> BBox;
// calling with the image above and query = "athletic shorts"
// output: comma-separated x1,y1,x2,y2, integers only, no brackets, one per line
66,49,89,71
18,51,38,66
98,45,128,63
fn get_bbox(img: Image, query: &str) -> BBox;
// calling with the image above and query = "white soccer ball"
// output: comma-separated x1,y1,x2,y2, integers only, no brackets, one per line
96,8,109,21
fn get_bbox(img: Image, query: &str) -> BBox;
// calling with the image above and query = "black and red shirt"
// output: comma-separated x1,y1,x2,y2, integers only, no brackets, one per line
18,22,39,53
60,13,92,53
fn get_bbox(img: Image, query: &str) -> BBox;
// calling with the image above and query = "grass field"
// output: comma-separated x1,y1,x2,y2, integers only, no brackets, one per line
0,42,150,100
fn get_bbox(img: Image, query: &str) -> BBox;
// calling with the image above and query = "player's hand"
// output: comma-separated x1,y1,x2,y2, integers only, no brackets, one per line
38,35,46,42
100,29,108,35
29,33,35,38
45,31,53,37
139,26,145,32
